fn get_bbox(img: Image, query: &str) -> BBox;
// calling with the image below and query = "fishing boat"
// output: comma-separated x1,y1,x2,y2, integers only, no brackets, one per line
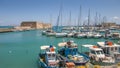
56,54,75,68
82,44,115,66
38,45,59,68
97,41,120,63
58,40,89,67
38,45,75,68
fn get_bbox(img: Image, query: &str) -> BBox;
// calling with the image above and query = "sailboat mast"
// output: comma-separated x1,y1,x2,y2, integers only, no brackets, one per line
60,3,63,27
94,12,98,30
56,4,62,32
56,15,60,32
69,11,71,27
50,14,52,30
78,6,82,32
88,9,90,31
98,14,101,29
67,11,71,27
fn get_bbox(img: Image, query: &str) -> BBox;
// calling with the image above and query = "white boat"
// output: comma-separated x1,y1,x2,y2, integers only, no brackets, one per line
67,32,74,37
42,30,47,35
111,32,120,39
55,32,67,37
46,32,56,36
83,44,115,64
86,32,93,38
97,41,120,63
104,29,111,38
74,32,86,38
93,33,102,38
46,30,56,36
42,30,56,36
97,29,106,33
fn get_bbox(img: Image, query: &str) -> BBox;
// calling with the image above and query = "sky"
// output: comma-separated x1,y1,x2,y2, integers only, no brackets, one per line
0,0,120,26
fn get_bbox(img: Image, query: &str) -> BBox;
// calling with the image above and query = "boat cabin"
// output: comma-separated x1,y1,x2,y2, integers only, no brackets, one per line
111,32,120,39
40,45,58,67
97,41,120,61
83,44,115,63
58,41,89,66
89,46,105,59
58,41,78,57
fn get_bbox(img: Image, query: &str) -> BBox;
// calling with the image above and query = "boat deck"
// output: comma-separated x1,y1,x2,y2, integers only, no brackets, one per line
87,63,118,68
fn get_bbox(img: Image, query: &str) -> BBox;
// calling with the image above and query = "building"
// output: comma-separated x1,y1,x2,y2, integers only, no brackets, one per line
101,22,116,29
21,21,52,29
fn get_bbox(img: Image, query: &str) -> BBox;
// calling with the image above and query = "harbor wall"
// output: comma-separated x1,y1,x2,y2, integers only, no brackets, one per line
21,21,52,29
0,28,13,33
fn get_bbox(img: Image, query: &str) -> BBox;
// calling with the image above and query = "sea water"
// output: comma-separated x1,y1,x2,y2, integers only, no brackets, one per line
0,30,118,68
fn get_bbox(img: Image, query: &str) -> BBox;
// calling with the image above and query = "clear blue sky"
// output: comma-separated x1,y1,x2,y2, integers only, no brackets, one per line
0,0,120,26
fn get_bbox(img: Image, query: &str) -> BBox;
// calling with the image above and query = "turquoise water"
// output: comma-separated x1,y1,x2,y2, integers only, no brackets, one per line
0,30,118,68
0,26,14,28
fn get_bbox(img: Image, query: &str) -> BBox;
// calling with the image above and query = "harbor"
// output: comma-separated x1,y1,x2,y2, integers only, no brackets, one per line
0,29,120,68
0,0,120,68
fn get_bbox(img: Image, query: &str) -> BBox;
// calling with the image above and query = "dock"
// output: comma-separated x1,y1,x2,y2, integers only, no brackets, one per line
0,28,13,33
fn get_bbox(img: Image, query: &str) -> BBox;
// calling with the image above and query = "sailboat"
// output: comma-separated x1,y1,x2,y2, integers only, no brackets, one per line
55,5,67,37
86,9,94,38
42,15,56,36
66,11,75,37
93,12,102,38
74,6,86,38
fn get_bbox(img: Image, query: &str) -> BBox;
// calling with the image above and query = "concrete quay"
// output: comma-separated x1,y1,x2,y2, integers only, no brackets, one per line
0,28,13,33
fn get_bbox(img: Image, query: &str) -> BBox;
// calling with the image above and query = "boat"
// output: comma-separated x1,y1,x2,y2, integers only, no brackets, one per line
117,41,120,44
110,32,120,40
42,30,47,35
83,44,115,66
97,41,120,63
38,45,75,68
55,9,67,38
104,29,111,39
97,29,106,33
86,32,93,38
46,30,56,36
42,30,56,36
74,6,87,38
55,32,67,37
58,40,89,67
93,32,102,38
74,32,86,38
67,32,75,37
56,54,75,68
38,45,59,68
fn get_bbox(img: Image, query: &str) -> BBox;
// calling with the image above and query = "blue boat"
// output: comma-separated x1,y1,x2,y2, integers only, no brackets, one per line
58,40,90,67
38,45,75,68
38,45,59,68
